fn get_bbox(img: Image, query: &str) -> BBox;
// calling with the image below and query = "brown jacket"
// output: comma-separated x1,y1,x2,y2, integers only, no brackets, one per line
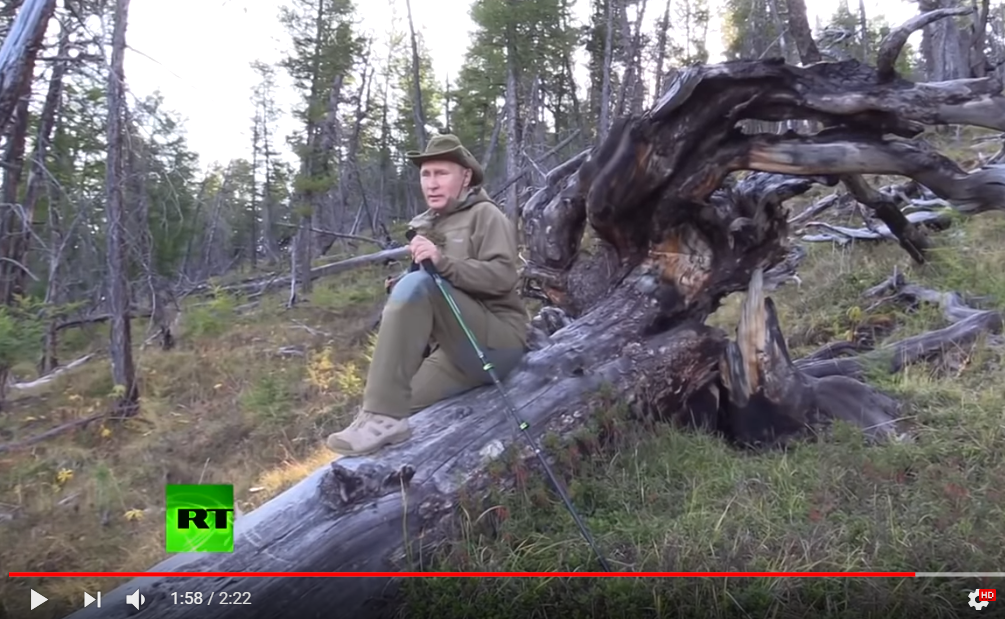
408,187,528,345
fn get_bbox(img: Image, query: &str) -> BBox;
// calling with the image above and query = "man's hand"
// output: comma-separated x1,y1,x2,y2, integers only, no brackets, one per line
409,234,441,266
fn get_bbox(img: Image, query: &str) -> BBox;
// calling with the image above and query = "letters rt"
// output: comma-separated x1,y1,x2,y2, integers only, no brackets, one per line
165,484,235,553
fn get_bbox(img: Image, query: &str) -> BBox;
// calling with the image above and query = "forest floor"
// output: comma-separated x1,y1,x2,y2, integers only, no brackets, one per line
2,133,1005,618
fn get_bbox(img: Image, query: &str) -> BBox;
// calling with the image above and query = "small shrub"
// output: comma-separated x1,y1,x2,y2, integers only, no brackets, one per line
239,375,291,423
0,295,46,369
306,346,365,402
183,289,239,339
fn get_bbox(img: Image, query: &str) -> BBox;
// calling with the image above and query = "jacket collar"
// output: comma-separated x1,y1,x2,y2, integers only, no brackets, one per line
434,186,488,217
410,186,490,228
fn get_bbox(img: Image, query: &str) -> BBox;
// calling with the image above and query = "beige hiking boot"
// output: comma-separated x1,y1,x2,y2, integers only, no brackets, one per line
325,411,412,456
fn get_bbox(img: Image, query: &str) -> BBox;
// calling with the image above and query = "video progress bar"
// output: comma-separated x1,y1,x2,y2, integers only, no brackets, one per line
10,571,918,578
11,571,1005,578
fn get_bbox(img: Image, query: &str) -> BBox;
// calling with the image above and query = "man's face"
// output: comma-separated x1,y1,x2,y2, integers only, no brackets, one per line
420,160,470,210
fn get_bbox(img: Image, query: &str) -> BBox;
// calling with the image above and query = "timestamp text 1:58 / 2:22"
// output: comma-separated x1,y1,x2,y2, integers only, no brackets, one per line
171,591,252,605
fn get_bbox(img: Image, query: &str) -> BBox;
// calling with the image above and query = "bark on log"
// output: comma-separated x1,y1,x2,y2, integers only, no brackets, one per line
59,45,1005,619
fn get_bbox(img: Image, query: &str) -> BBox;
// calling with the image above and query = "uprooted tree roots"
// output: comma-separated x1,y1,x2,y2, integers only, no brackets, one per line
519,10,1005,446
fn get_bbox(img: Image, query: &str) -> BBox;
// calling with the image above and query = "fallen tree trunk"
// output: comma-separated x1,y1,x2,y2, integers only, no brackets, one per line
54,309,154,331
58,268,905,619
59,24,1005,619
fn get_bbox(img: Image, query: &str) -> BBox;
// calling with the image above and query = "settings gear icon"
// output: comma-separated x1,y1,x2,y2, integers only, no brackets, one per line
970,588,990,610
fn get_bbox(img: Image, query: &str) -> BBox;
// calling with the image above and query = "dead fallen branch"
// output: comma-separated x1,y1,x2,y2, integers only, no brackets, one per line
274,221,391,249
55,310,153,331
206,247,410,300
10,353,95,391
796,270,1003,379
801,209,953,244
287,320,331,338
0,411,107,454
788,192,854,224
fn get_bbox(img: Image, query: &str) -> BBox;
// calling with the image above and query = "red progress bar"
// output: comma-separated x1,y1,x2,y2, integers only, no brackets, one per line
9,572,917,578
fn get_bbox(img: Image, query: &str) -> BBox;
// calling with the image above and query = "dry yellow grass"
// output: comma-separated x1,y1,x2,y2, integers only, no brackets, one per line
0,261,387,619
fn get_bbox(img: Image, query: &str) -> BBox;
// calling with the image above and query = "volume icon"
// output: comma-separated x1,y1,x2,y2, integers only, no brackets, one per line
83,591,101,608
125,589,145,610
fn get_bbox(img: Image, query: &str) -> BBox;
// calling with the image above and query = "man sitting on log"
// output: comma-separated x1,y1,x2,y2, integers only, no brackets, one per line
326,134,529,457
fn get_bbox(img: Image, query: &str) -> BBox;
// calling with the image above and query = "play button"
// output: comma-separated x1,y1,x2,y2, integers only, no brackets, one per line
30,589,47,610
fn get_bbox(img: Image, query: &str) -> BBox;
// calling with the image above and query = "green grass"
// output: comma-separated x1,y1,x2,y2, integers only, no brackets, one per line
395,211,1005,618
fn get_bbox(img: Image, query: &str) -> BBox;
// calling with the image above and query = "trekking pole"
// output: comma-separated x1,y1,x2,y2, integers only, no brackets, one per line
405,230,613,572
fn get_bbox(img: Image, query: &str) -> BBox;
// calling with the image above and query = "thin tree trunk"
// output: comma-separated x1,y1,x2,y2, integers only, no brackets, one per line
768,0,795,131
310,71,345,256
858,0,869,60
616,0,647,116
126,114,173,351
32,26,72,373
970,0,991,76
443,73,451,130
919,0,970,81
0,101,30,412
504,12,521,218
564,55,583,132
180,178,208,280
104,0,138,414
0,0,57,132
520,74,541,160
39,195,80,374
404,0,427,150
654,0,671,99
629,0,649,114
598,0,615,140
262,130,277,262
250,121,259,270
481,107,504,171
784,0,822,63
200,174,231,279
349,64,377,235
292,0,327,301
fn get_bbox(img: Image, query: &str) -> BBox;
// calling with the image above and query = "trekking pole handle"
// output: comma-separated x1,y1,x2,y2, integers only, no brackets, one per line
405,229,438,276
